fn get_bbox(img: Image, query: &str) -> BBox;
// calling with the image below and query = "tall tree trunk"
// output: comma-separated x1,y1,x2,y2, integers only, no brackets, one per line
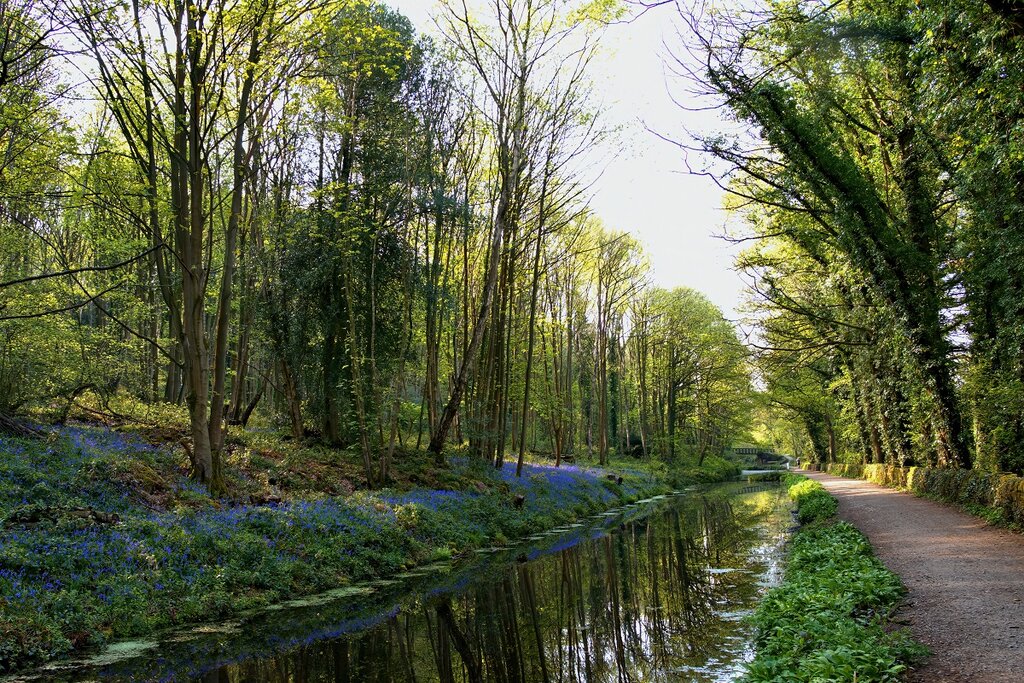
279,358,304,439
429,182,511,463
516,176,549,475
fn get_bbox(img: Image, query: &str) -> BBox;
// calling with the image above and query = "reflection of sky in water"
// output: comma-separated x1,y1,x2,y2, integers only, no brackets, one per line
27,485,788,683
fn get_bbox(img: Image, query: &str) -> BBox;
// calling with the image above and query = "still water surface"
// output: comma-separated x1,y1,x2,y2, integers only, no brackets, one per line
26,483,788,683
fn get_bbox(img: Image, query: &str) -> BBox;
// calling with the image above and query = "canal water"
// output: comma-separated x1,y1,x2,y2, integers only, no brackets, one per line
22,483,789,683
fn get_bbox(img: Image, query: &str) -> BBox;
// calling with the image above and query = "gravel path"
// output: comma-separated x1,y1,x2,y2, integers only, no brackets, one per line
802,471,1024,682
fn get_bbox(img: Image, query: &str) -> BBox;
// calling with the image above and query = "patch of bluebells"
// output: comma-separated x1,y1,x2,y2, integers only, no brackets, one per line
0,430,665,674
455,458,655,511
378,489,479,510
173,477,209,497
53,425,164,459
369,458,663,549
0,426,180,518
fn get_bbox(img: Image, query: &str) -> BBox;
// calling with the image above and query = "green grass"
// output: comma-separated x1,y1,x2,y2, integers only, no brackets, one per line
742,475,927,682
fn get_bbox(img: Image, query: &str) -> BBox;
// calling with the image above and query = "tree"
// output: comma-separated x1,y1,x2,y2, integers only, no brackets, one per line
428,0,605,467
668,0,974,469
67,0,322,491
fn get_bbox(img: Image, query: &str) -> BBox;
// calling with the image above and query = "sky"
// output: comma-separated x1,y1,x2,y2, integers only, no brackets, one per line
387,0,748,321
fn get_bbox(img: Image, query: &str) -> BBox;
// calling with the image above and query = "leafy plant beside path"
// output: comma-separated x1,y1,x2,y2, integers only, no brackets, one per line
742,474,927,682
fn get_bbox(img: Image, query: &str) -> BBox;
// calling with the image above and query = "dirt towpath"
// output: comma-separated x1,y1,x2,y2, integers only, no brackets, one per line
802,471,1024,682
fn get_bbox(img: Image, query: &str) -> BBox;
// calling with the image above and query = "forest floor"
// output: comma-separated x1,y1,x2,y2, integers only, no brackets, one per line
803,471,1024,682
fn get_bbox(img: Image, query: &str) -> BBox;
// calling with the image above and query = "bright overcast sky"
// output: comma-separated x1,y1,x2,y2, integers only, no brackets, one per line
386,1,747,320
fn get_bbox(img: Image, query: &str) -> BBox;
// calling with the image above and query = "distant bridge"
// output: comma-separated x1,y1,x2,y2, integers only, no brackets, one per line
731,446,792,465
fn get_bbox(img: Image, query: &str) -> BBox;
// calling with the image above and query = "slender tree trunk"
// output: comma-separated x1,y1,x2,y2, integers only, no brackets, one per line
342,266,375,487
280,358,304,439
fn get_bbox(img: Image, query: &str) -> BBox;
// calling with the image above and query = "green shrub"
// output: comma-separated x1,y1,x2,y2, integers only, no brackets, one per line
787,477,838,524
0,617,70,674
668,455,741,486
743,475,926,682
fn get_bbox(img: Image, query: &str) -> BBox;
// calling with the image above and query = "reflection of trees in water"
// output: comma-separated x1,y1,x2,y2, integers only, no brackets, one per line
218,492,777,683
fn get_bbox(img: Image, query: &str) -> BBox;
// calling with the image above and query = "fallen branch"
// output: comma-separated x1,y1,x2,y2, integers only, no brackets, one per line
0,413,45,439
5,506,121,528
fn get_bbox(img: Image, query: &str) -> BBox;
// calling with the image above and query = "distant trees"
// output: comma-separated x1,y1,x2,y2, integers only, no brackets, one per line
0,1,92,416
628,287,752,464
672,0,1024,474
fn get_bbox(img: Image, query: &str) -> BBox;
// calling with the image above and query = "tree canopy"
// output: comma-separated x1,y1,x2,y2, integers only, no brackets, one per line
0,0,753,490
672,0,1024,474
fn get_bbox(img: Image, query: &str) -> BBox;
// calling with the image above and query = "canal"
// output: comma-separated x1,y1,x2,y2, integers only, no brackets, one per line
21,482,789,683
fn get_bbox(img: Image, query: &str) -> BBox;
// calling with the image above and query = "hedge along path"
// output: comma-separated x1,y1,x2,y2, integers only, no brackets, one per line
802,471,1024,682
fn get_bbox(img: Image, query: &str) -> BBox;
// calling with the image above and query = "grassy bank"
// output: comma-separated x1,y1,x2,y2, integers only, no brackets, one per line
0,424,706,674
742,474,926,682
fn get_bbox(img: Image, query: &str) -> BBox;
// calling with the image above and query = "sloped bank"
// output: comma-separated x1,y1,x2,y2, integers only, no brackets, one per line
741,474,926,682
0,427,681,674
